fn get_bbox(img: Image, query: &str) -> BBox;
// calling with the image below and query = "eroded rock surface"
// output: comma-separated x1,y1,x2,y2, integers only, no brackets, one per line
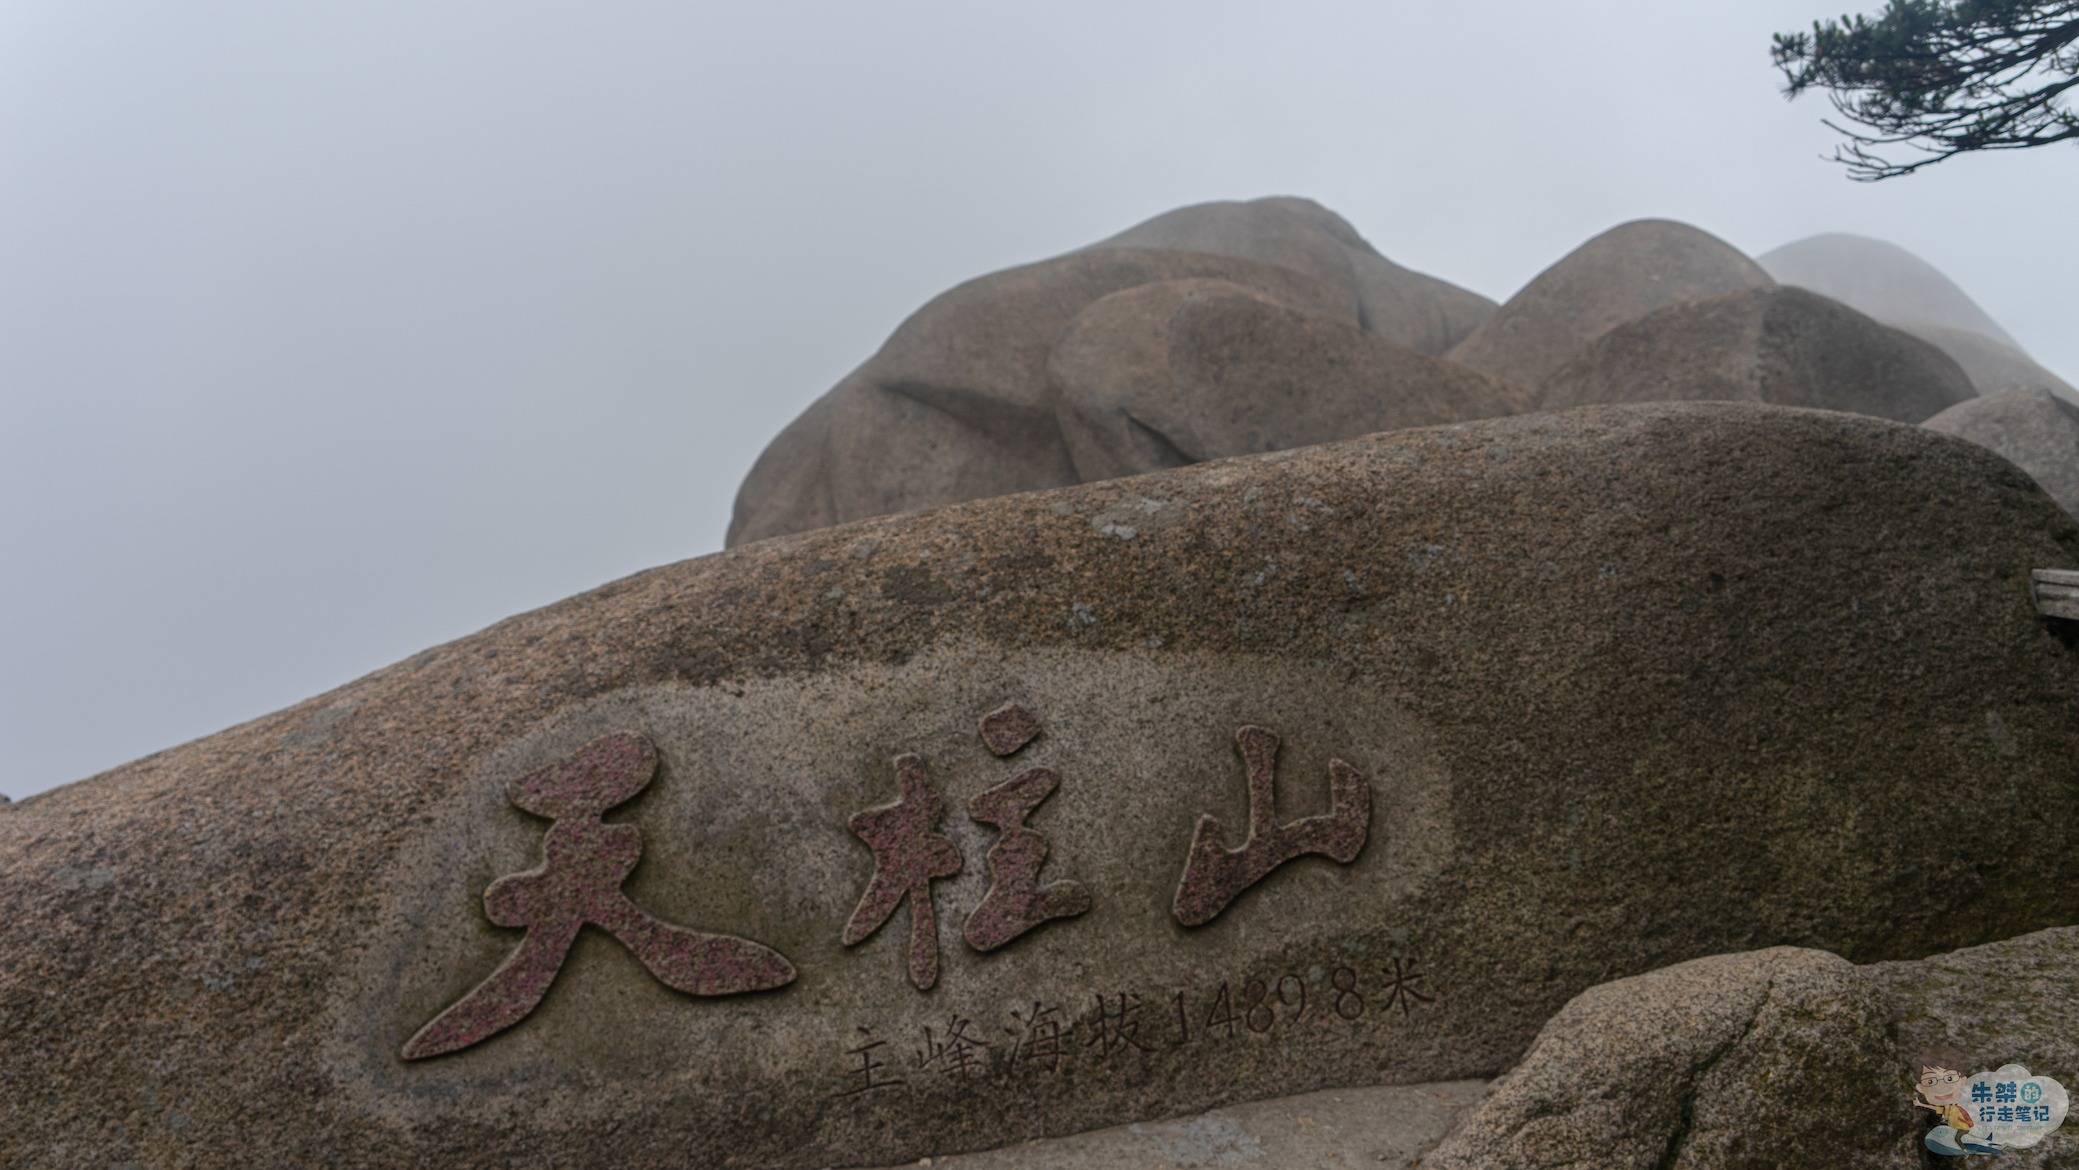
729,198,1501,548
1447,219,1774,391
1426,927,2079,1169
892,1078,1489,1170
1928,390,2079,518
1050,278,1524,482
1536,286,1976,423
1092,196,1496,356
1759,232,2018,347
1760,232,2076,405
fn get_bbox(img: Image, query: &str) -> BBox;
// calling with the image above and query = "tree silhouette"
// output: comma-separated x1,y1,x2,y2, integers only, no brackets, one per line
1774,1,2079,179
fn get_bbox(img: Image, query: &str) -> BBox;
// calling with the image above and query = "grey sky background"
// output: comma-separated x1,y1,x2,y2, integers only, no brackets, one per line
4,1,2074,800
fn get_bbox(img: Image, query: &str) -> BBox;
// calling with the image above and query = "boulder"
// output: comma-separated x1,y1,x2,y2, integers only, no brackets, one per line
730,199,1504,548
1094,196,1497,356
1927,390,2079,517
1758,232,2017,347
1425,926,2079,1169
1050,278,1527,483
1534,286,1977,423
1758,233,2077,405
1913,324,2079,403
7,404,2079,1169
726,246,1350,547
1447,219,1774,391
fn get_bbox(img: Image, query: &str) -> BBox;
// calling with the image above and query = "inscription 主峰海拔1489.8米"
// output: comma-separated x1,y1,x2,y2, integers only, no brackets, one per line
831,959,1436,1098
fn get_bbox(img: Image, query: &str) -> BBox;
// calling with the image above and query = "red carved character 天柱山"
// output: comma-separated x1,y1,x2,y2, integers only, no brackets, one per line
401,732,795,1060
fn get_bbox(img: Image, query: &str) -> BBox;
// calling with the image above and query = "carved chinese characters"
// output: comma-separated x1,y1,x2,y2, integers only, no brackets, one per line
400,733,796,1060
965,705,1092,952
841,755,965,990
830,958,1437,1098
1172,725,1372,927
843,703,1091,987
408,711,1376,1059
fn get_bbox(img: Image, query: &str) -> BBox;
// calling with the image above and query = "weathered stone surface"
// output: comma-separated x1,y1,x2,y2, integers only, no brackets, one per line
1447,219,1774,391
887,1078,1489,1169
1424,949,1914,1169
1867,925,2079,1161
1758,232,2018,347
1535,286,1977,423
1758,233,2076,405
730,198,1502,549
1928,390,2079,518
726,246,1350,547
7,404,2079,1169
1425,927,2079,1169
1093,196,1497,356
1050,278,1526,483
1914,323,2079,403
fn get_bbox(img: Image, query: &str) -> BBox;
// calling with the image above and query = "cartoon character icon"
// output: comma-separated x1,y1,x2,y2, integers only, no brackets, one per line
1917,1065,2001,1157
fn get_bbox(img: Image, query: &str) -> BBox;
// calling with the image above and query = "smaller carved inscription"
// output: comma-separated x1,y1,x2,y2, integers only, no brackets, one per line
829,956,1436,1099
843,754,964,991
915,1015,995,1082
838,1026,905,1097
1378,956,1435,1016
402,733,796,1061
1083,992,1152,1060
1172,726,1372,927
1007,1001,1071,1076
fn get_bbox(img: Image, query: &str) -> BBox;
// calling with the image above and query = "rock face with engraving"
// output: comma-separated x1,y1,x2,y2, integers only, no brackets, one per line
4,403,2079,1169
727,197,1503,548
1533,286,1977,424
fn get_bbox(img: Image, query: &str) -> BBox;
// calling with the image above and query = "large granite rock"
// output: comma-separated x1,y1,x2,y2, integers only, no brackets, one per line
726,247,1346,547
1758,232,2018,346
1426,927,2079,1169
1915,323,2079,404
1535,286,1977,423
1051,277,1526,482
730,199,1503,550
1759,232,2076,405
1928,390,2079,517
7,404,2079,1169
1092,196,1497,356
1447,219,1774,391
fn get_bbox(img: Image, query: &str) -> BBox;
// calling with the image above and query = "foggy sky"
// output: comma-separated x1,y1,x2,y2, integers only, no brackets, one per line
4,1,2075,800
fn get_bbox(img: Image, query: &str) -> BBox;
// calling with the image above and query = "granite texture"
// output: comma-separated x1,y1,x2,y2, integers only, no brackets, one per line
1758,232,2019,347
1089,195,1496,356
5,403,2079,1168
1050,277,1524,483
728,197,1503,549
1928,390,2079,519
1446,219,1775,391
875,1078,1489,1170
1426,927,2079,1169
1535,286,1977,423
